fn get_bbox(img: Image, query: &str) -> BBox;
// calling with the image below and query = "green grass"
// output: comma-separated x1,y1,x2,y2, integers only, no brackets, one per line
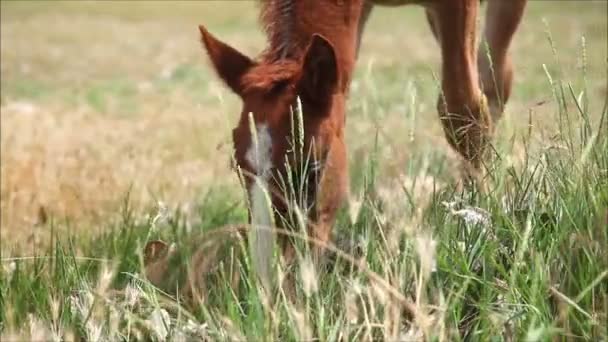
1,1,607,341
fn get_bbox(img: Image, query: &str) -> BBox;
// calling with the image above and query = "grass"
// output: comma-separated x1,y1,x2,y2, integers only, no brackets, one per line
1,1,607,340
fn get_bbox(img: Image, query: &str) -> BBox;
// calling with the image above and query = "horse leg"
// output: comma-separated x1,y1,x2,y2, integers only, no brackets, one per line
356,2,374,58
478,0,527,125
425,8,439,42
426,0,490,173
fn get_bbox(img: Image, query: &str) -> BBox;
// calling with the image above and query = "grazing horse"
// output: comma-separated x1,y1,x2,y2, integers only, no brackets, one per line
197,0,527,292
198,1,364,292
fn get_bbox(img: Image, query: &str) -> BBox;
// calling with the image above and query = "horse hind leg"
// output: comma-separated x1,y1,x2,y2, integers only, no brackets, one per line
477,0,527,125
427,0,490,173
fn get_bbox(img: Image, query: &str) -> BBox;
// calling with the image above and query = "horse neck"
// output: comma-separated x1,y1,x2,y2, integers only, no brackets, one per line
262,0,366,93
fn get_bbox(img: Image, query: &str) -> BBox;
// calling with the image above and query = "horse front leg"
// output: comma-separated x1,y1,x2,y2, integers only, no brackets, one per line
477,0,527,124
427,0,491,175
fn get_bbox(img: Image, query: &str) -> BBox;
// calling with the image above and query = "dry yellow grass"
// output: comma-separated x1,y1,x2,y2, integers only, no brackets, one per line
1,1,606,252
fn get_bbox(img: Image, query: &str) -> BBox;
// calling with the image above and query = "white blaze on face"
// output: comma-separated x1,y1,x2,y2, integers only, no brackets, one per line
245,123,275,293
245,124,273,178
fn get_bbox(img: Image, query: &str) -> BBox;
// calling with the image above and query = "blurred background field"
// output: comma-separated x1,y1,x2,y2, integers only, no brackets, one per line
1,1,606,251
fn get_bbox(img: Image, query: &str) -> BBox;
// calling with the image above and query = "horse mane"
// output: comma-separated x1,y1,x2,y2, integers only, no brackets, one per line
235,0,300,93
250,0,358,93
258,0,297,61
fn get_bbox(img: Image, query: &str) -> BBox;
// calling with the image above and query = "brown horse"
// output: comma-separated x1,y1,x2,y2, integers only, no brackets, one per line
197,0,527,293
198,1,364,293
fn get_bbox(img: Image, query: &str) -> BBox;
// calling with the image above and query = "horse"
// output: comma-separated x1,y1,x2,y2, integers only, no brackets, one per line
197,0,527,294
198,1,363,295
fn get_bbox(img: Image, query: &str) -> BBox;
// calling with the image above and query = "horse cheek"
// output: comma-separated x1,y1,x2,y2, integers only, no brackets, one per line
316,137,349,238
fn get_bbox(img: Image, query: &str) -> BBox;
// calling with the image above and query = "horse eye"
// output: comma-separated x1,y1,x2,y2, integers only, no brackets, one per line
269,80,289,95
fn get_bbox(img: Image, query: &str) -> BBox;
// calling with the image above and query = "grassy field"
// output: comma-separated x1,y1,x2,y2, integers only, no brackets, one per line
1,1,607,340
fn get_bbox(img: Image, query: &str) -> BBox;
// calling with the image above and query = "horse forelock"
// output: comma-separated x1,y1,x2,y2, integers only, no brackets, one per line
241,59,300,93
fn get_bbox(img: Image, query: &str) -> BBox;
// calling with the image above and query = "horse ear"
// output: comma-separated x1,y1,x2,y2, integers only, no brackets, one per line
199,25,255,96
299,34,339,107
